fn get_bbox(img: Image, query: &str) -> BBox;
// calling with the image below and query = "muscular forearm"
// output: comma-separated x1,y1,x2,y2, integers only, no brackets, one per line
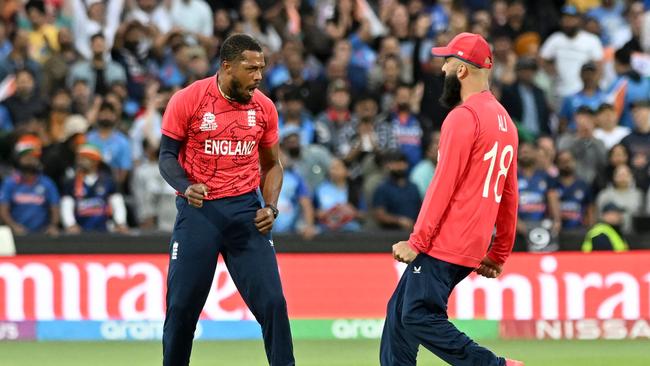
260,162,283,207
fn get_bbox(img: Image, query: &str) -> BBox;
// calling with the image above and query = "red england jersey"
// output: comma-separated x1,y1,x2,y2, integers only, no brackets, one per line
408,91,519,268
161,75,279,200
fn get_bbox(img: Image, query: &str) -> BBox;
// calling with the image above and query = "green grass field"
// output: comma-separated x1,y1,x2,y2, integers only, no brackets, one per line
0,339,648,366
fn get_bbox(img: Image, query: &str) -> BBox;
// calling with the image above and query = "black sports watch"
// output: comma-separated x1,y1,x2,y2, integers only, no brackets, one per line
266,203,279,218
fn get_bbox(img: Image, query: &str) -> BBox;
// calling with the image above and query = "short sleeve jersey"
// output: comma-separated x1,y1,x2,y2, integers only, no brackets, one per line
161,75,279,200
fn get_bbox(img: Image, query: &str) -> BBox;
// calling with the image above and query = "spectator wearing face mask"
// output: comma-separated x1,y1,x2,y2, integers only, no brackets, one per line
86,101,132,187
280,126,332,192
556,150,595,230
384,83,425,169
372,151,421,230
0,135,60,235
558,106,608,185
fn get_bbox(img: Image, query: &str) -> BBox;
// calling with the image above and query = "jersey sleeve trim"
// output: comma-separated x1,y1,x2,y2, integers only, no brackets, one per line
161,128,184,141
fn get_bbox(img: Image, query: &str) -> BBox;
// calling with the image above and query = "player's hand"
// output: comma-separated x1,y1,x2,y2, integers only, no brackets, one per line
392,241,417,264
184,184,209,208
475,256,503,278
255,207,275,234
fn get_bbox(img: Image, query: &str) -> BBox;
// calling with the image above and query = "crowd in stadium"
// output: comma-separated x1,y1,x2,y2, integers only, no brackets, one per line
0,0,649,247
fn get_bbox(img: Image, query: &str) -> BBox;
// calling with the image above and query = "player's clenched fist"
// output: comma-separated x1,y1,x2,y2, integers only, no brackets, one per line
392,241,418,264
255,207,275,234
475,256,503,278
184,184,209,208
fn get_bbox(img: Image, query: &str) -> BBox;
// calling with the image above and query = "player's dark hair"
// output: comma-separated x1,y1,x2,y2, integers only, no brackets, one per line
220,34,263,63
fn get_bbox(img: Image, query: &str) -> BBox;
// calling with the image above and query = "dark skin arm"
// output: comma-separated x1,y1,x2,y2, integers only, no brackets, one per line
256,143,283,234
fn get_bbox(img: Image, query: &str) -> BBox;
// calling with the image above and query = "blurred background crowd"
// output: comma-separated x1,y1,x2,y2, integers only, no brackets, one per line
1,0,650,251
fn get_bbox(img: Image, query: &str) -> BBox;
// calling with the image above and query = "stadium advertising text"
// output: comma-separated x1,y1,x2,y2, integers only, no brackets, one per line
0,252,649,323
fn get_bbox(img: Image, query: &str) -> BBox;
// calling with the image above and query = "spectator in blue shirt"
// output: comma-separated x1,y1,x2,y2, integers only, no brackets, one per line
586,0,626,47
86,101,132,188
556,150,595,229
410,130,440,198
609,48,650,128
274,150,316,239
279,86,316,146
386,83,424,169
60,144,128,233
559,62,606,132
0,135,60,235
372,151,421,230
517,141,562,236
314,158,365,232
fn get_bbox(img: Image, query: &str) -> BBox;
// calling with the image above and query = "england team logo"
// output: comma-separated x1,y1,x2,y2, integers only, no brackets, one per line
247,110,256,126
200,112,217,131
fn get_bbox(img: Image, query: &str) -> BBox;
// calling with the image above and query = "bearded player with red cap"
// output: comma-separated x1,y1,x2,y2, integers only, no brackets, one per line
380,33,524,366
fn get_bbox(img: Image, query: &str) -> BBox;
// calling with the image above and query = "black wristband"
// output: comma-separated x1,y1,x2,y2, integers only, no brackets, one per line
267,203,279,218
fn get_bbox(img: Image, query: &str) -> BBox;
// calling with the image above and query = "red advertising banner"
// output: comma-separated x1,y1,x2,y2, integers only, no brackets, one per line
0,251,648,321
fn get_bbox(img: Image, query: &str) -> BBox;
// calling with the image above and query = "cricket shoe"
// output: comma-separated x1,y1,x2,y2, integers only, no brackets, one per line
506,359,524,366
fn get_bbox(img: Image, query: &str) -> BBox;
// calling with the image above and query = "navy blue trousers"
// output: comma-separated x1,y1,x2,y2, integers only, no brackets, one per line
162,192,294,366
380,254,505,366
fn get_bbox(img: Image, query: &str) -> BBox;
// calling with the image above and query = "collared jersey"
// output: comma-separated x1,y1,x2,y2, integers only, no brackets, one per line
162,75,279,200
408,91,519,267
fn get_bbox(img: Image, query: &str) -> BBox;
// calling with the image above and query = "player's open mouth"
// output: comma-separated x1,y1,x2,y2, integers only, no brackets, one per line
247,85,258,96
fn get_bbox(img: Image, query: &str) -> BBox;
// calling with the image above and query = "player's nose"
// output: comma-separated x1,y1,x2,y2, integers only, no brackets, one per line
253,70,262,82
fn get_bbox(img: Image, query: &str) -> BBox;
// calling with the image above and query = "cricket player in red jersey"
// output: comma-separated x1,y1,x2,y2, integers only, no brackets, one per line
380,33,524,366
159,34,294,365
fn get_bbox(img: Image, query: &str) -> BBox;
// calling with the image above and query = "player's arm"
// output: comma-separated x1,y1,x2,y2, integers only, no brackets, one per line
486,155,519,265
257,143,283,234
407,107,476,253
159,90,208,208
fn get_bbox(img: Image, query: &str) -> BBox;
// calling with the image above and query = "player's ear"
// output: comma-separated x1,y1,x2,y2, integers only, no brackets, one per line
221,60,231,74
457,63,468,80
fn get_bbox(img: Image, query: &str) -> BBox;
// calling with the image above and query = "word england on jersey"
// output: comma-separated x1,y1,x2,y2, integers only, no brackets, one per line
204,139,256,156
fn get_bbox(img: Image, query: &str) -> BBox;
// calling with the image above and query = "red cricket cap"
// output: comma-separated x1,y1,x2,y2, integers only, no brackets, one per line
431,32,493,69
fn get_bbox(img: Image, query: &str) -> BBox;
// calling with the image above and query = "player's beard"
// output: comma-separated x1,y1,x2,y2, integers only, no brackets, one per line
439,73,462,109
230,78,252,104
